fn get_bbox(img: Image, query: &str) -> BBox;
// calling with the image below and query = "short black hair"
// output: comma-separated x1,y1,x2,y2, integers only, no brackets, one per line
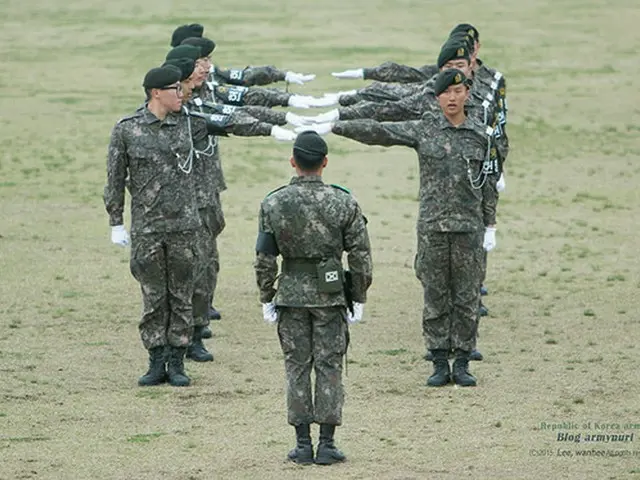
293,131,328,171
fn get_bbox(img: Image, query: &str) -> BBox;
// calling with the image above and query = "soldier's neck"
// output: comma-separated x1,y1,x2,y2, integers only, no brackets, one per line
147,101,169,121
444,111,466,127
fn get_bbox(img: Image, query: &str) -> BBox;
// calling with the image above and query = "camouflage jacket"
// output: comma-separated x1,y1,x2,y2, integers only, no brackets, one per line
363,62,439,83
254,176,373,307
186,90,279,197
104,106,207,235
195,82,291,109
332,112,497,233
210,65,287,87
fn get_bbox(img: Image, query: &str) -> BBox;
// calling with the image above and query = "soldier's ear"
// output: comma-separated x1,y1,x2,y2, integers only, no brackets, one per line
321,156,328,169
290,156,296,169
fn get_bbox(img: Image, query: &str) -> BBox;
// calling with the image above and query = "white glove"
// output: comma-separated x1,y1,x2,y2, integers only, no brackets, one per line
315,109,340,123
270,125,297,142
285,71,316,85
262,302,278,324
496,173,506,192
294,122,333,136
289,109,339,127
346,302,364,325
304,96,343,108
287,95,312,109
483,227,497,252
110,225,129,247
332,68,364,80
285,112,313,127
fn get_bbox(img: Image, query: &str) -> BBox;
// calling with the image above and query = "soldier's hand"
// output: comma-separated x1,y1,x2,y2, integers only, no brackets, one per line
285,71,316,85
332,68,364,80
262,302,278,324
270,125,297,142
304,96,342,108
287,95,312,109
294,122,333,136
288,110,339,128
496,173,506,192
483,227,497,252
110,225,129,247
347,303,364,325
285,112,314,127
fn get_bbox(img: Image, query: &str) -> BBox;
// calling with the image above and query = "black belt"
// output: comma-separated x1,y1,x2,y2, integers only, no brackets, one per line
281,258,321,275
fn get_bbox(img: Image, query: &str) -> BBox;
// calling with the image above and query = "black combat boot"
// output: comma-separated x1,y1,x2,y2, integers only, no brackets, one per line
315,424,346,465
138,346,167,386
469,349,484,361
186,326,214,362
452,350,477,387
426,349,451,387
479,301,489,317
287,424,314,465
200,326,213,339
167,347,191,387
208,306,222,320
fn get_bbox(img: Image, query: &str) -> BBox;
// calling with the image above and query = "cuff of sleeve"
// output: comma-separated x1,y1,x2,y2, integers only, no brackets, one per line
362,68,372,80
260,290,276,303
109,213,124,226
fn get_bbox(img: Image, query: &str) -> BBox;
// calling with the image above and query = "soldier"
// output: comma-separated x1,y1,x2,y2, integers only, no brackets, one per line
104,65,297,387
253,131,372,464
297,70,498,387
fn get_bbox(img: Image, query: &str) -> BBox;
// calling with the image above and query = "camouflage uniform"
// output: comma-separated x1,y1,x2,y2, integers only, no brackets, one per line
331,113,497,352
211,64,289,87
363,61,439,83
254,176,372,426
104,106,207,349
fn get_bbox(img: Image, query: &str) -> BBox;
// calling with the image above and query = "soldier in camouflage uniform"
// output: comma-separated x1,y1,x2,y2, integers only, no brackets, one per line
253,132,372,464
298,70,498,387
104,65,298,386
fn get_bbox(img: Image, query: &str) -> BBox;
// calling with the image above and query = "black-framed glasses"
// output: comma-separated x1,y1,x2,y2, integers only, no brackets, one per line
159,83,183,95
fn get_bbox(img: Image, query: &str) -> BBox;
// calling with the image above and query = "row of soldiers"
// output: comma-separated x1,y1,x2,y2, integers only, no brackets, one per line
103,21,506,464
287,22,509,371
104,22,336,386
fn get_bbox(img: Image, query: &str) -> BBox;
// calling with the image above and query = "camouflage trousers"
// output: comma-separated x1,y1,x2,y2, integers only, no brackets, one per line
130,231,198,350
192,202,225,327
414,231,483,352
277,307,348,426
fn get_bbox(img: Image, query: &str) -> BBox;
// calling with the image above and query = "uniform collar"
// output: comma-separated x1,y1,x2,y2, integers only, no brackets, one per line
290,175,324,185
141,104,179,126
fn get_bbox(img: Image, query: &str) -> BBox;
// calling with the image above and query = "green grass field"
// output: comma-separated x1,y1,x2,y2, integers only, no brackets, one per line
1,0,640,478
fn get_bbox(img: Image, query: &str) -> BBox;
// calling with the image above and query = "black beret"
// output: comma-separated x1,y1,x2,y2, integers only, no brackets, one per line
448,32,475,53
166,44,202,62
170,23,204,47
434,69,469,96
437,41,471,69
293,131,328,158
163,58,195,81
180,37,216,57
450,23,479,42
143,65,182,89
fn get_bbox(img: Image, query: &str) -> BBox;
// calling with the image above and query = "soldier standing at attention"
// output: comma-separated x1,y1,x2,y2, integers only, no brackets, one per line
104,65,202,387
298,70,498,387
253,132,373,464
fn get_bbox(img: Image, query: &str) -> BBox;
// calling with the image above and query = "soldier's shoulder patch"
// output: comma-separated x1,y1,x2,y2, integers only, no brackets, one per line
330,183,351,194
265,185,287,198
117,112,141,125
